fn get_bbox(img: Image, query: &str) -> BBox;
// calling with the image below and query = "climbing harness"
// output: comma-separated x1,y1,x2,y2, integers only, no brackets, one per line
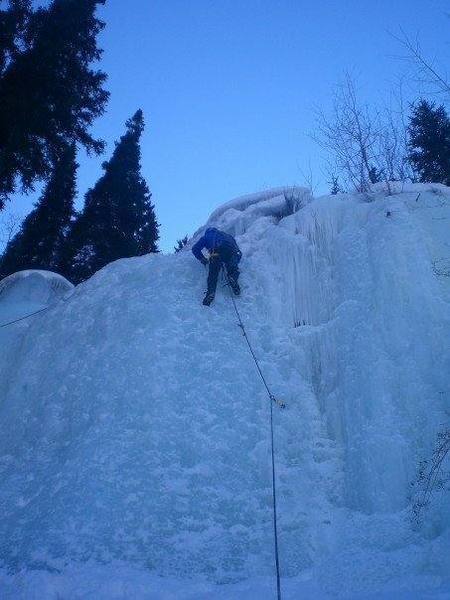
0,305,51,328
223,268,284,600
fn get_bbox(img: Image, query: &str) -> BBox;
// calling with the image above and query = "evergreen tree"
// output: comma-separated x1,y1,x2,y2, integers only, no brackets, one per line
0,0,32,74
66,110,159,283
407,100,450,185
0,0,108,206
329,176,342,195
174,235,188,253
0,143,77,278
368,165,383,184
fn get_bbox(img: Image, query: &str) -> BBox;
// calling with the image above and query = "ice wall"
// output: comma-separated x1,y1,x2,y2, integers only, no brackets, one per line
0,270,74,409
205,183,450,592
0,185,449,598
287,189,449,515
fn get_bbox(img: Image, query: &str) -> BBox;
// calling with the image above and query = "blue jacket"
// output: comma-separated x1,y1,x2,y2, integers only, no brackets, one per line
192,227,241,265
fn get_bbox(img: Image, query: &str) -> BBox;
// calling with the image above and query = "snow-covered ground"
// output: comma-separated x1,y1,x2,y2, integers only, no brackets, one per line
0,184,449,599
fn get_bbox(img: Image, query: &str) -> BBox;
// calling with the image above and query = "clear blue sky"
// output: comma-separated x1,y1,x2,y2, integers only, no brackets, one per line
11,0,450,251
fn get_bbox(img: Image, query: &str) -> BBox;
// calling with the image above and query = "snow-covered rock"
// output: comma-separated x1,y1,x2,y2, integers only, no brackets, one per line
0,269,73,323
0,185,449,599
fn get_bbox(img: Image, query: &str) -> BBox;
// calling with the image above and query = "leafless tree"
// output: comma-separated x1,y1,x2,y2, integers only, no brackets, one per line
382,79,416,183
0,209,21,277
375,101,414,186
411,428,450,526
298,159,319,195
313,74,383,192
0,209,20,251
313,74,413,194
392,29,450,100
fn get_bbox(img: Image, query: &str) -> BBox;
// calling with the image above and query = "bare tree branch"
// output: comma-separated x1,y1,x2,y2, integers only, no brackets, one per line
298,159,319,194
392,29,450,98
411,428,450,525
0,210,22,275
0,210,20,251
313,75,383,192
312,73,415,194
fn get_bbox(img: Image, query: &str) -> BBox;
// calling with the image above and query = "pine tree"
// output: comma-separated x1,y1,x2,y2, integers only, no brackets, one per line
174,235,188,253
368,165,383,184
407,100,450,185
0,1,32,74
0,143,77,278
329,176,342,195
0,0,108,205
66,110,159,283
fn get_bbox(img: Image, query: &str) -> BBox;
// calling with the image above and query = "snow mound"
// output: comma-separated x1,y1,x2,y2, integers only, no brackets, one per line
203,186,312,237
0,184,449,599
0,270,73,322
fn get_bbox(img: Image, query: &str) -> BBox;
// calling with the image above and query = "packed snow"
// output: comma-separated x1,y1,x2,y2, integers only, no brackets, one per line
0,184,449,599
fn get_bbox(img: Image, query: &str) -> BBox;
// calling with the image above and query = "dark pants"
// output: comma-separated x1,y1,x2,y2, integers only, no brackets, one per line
207,247,241,295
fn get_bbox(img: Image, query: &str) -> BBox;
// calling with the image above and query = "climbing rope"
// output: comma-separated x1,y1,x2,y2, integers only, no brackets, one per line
223,269,283,600
0,305,51,328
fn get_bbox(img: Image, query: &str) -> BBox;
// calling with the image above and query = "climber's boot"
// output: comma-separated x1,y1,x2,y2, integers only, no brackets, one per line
202,292,215,306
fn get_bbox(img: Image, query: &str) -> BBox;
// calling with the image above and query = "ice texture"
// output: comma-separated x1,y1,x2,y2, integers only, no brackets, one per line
0,185,449,599
0,269,73,321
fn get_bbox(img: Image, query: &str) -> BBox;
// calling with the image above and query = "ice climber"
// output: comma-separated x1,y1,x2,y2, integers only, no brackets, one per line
192,227,242,306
